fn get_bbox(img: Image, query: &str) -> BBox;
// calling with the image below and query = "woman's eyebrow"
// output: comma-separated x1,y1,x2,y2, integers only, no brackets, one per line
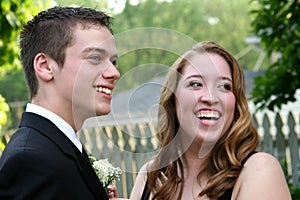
185,74,232,82
185,74,203,79
220,76,232,82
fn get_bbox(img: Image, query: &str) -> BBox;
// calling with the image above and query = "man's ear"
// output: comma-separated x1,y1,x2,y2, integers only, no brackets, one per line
34,53,55,81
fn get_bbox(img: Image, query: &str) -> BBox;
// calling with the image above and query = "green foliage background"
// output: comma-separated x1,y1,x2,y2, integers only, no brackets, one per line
1,0,263,130
1,0,299,129
0,0,51,131
112,0,264,91
250,0,300,110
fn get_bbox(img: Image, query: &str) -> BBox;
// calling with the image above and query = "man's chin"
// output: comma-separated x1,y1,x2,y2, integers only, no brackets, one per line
95,108,111,116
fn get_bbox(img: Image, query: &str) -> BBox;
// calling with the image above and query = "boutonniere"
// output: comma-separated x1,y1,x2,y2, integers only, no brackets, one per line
89,156,122,191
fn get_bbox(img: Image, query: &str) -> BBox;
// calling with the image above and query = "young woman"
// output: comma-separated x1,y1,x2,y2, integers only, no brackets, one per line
130,41,291,200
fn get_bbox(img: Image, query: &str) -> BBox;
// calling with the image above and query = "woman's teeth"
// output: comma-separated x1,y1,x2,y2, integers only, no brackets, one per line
197,111,220,120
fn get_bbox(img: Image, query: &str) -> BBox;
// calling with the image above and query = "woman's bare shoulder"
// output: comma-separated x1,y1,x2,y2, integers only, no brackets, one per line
242,152,286,182
245,152,279,166
129,160,153,200
233,152,291,200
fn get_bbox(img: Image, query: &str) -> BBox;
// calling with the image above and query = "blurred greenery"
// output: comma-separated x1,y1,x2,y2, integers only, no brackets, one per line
0,95,9,130
0,94,9,151
2,0,298,130
280,159,300,199
0,0,51,72
112,0,267,91
250,0,300,110
1,0,263,130
0,0,51,131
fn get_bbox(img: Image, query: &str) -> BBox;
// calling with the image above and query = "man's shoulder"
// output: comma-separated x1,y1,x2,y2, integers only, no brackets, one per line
6,125,43,145
1,125,59,161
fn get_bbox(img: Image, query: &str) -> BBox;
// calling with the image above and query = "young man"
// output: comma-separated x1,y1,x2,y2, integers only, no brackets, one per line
0,6,120,199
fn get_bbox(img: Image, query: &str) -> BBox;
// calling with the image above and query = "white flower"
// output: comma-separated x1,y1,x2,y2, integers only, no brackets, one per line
89,156,122,188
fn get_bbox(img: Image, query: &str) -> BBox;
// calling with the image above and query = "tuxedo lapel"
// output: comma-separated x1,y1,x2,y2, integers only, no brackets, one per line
74,146,109,200
19,112,109,200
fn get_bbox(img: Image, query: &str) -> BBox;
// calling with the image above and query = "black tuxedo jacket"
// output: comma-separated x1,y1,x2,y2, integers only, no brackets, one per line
0,112,109,200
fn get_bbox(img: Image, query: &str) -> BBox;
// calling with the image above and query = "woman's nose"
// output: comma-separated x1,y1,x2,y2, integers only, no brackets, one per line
199,88,218,104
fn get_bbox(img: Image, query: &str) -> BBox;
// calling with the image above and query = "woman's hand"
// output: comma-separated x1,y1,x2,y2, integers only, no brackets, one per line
107,185,130,200
107,185,118,199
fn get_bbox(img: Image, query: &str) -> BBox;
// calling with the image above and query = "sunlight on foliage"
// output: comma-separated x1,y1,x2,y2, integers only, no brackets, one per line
0,95,9,130
250,0,300,110
0,0,52,73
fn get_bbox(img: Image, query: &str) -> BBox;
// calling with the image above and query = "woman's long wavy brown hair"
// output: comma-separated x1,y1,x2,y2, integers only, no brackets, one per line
147,41,258,199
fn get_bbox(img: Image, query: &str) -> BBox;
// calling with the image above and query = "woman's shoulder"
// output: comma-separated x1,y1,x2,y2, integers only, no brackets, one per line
139,160,154,172
232,152,291,199
241,152,285,180
244,152,280,169
130,160,153,200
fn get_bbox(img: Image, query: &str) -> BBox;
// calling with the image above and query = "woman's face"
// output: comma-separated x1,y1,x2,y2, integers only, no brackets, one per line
175,53,236,150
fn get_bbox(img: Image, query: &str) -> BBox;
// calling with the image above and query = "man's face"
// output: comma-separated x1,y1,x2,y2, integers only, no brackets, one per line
55,25,120,123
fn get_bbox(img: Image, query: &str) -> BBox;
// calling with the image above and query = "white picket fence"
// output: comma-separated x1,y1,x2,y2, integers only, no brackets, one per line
0,105,299,198
78,107,300,198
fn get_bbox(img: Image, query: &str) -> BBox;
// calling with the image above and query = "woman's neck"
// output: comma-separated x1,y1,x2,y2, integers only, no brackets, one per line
180,149,210,200
182,146,211,179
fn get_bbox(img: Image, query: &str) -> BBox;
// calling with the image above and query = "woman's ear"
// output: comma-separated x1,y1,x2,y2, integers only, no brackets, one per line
33,53,54,81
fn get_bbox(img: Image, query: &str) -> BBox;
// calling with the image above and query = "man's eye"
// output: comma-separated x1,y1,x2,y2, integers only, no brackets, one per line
88,56,101,62
111,59,117,66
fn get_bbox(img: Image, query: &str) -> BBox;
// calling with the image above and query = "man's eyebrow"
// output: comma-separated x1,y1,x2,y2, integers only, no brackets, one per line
83,47,106,53
82,47,118,58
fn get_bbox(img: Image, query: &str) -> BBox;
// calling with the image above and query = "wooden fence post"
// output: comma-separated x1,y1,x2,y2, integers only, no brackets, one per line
275,113,287,162
287,112,300,187
262,113,273,154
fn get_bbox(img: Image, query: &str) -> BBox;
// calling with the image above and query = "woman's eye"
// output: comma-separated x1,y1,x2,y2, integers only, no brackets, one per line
189,81,202,88
219,83,232,91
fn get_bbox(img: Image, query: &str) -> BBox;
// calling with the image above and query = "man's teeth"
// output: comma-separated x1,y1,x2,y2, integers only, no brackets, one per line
96,87,111,95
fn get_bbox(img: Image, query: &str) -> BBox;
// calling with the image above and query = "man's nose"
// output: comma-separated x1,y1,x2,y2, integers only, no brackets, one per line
102,62,120,80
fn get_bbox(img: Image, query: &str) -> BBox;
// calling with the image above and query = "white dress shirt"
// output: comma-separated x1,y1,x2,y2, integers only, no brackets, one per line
25,103,82,152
